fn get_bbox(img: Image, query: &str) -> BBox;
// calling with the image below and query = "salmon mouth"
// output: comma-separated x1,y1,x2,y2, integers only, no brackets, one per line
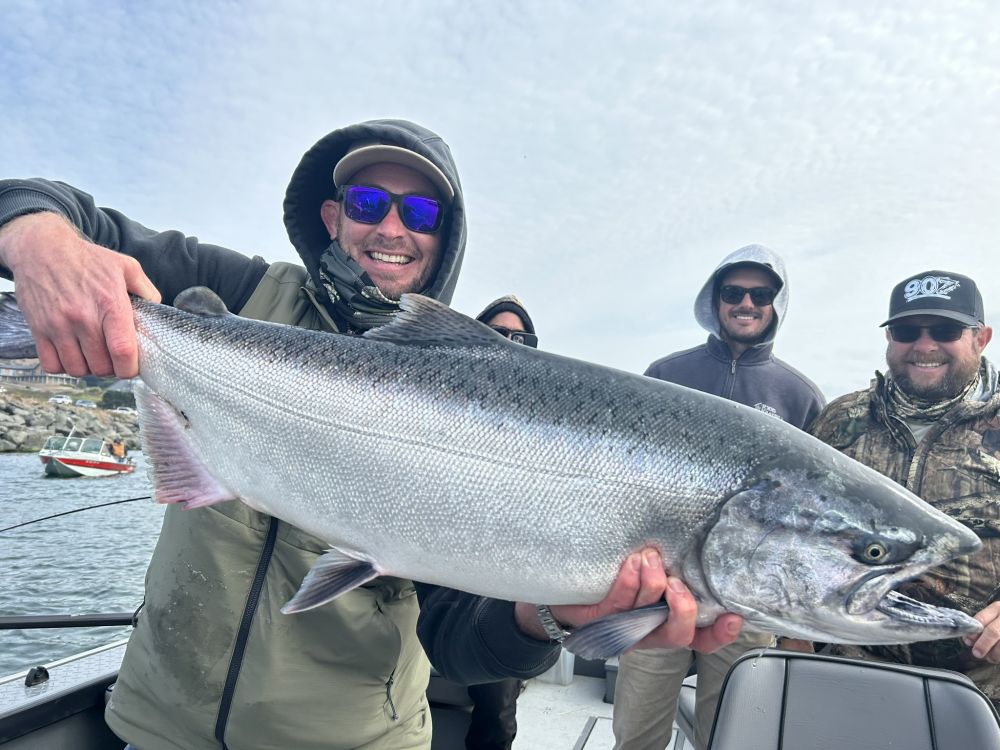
847,569,981,634
876,590,983,634
845,566,905,616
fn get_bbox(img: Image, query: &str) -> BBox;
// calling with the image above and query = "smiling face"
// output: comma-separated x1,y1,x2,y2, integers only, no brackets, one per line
320,163,444,300
885,314,992,400
716,266,777,354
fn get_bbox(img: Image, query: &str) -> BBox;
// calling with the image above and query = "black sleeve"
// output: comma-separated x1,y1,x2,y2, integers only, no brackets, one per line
0,178,268,311
414,583,560,684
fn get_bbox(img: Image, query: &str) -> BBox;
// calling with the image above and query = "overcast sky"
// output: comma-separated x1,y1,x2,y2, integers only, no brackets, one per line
2,0,998,398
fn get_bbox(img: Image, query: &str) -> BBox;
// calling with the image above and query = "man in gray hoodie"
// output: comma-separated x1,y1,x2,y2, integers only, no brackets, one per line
612,244,825,750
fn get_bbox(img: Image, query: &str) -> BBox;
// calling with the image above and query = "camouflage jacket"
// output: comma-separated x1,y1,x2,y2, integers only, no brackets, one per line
809,367,1000,693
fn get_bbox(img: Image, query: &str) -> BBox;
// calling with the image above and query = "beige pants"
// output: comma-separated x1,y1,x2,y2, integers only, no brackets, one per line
611,629,772,750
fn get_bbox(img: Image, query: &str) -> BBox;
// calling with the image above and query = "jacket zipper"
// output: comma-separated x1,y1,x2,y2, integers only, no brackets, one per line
385,670,399,720
214,516,280,748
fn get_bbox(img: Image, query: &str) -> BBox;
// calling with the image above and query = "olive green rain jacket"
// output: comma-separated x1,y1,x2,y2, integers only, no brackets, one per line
809,362,1000,705
103,117,472,750
105,264,435,750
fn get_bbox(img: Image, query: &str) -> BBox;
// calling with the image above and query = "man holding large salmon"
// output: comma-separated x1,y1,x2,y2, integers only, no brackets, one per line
0,120,741,750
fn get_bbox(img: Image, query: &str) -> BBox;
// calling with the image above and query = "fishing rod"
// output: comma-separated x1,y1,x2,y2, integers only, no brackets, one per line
0,495,151,533
0,495,152,630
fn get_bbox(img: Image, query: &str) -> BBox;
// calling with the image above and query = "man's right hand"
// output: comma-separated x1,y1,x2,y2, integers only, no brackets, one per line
514,549,744,655
0,212,160,378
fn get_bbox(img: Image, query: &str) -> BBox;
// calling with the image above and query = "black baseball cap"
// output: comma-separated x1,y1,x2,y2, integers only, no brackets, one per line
880,270,985,328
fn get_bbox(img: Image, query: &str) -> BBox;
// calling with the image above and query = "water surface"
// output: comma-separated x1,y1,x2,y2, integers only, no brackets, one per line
0,451,162,676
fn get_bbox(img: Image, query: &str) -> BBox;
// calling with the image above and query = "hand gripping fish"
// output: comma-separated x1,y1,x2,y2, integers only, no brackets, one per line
0,289,984,658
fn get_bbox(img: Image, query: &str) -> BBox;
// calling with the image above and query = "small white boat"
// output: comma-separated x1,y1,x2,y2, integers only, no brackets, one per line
38,432,134,478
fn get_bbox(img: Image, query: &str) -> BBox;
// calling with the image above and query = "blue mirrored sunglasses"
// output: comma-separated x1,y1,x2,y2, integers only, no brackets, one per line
337,185,445,234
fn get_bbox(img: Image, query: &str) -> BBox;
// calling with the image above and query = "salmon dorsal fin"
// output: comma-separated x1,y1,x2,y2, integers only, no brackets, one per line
173,287,231,317
363,293,510,348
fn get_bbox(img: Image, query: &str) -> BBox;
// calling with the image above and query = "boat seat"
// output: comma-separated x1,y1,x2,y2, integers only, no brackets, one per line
696,648,1000,750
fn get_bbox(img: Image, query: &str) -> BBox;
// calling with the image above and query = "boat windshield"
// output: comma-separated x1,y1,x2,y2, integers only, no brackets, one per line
65,438,82,452
81,438,104,454
42,436,67,450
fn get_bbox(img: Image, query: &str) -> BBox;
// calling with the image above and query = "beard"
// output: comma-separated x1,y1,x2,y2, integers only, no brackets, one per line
337,218,439,302
888,351,982,401
720,313,776,346
724,328,766,345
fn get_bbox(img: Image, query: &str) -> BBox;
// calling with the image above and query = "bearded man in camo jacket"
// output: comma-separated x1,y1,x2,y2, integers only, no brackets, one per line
808,269,1000,707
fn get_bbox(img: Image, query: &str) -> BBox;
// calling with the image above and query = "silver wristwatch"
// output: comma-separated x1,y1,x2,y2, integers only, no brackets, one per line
535,604,572,643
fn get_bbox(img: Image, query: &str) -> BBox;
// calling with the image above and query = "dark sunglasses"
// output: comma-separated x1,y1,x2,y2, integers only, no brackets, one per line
888,323,972,343
489,325,538,348
719,285,778,306
337,185,445,234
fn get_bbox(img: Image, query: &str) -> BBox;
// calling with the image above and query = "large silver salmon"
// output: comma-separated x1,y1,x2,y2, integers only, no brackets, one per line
0,289,983,657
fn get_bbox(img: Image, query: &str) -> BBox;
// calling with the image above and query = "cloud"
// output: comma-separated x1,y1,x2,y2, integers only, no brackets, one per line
2,1,999,398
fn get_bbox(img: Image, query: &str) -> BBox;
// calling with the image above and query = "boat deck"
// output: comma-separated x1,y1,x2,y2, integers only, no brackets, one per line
515,674,635,750
0,641,681,750
10,639,997,749
514,652,690,750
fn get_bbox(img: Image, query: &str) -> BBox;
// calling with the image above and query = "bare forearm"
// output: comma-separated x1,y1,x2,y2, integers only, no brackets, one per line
0,211,79,273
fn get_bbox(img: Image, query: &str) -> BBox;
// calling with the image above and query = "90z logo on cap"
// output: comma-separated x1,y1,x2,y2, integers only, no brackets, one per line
904,275,960,303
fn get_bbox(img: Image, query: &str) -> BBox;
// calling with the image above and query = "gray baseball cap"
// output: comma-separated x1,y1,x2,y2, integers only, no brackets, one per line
333,141,454,202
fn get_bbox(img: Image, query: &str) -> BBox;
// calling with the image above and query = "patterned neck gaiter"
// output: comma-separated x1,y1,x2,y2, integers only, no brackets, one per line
316,240,403,333
886,366,982,422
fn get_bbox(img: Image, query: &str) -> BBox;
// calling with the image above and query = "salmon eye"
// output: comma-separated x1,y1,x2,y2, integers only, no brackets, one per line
863,542,887,562
852,535,919,566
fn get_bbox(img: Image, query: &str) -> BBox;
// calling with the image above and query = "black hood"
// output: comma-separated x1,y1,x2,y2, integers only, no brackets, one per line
282,119,467,306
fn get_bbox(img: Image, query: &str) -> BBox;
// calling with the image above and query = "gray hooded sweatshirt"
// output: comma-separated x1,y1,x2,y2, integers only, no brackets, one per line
645,244,824,430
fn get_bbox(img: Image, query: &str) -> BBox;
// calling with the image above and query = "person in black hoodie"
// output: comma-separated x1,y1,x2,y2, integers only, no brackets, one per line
0,120,743,750
613,244,825,750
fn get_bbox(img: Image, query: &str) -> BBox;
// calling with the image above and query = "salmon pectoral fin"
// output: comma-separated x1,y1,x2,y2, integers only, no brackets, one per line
280,548,383,614
562,602,670,660
134,381,237,509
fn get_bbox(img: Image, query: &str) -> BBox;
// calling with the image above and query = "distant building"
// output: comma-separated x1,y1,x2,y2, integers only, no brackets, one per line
105,379,136,393
0,360,82,387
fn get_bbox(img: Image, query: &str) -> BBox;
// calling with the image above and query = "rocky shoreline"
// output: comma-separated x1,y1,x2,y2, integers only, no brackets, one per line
0,392,141,453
